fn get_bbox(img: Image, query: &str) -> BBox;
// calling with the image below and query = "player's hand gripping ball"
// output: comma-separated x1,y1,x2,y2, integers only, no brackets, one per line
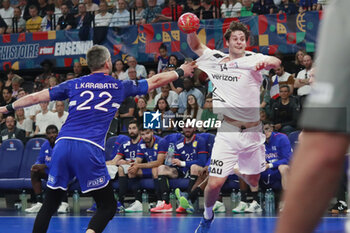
178,13,200,34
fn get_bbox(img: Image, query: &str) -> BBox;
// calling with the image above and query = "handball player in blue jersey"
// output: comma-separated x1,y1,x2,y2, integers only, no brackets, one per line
0,45,197,233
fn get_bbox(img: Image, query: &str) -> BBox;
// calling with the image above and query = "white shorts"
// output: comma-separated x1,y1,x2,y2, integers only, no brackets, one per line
209,121,266,177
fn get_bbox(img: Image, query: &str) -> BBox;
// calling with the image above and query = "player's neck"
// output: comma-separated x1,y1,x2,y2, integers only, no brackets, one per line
146,137,155,148
185,134,195,143
91,68,109,75
132,135,141,144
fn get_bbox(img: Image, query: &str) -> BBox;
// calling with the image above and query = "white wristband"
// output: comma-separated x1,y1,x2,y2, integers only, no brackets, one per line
180,161,186,167
269,163,273,169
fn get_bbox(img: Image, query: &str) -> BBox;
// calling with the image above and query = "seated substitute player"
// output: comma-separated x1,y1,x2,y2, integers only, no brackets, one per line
260,122,292,193
125,128,169,212
183,19,281,232
151,121,208,213
25,125,70,214
0,45,197,233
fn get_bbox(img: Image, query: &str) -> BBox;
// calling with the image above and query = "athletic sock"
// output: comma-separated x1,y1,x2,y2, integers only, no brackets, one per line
153,179,162,201
36,193,43,203
158,175,170,204
118,176,128,205
189,187,201,203
241,191,248,202
251,191,258,203
187,175,198,193
203,203,214,220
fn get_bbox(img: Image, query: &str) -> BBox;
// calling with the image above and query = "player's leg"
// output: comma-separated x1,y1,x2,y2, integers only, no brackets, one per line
152,167,163,203
118,166,128,206
278,165,289,191
275,132,349,233
87,182,117,233
26,166,47,213
32,188,65,233
124,167,143,212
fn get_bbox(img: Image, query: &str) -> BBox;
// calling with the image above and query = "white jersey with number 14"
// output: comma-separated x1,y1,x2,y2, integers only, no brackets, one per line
196,48,268,122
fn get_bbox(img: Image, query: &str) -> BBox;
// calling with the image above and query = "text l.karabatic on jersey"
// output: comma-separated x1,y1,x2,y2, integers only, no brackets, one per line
49,73,148,150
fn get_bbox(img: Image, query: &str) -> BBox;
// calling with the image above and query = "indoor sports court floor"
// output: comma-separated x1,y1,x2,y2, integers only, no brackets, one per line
0,211,347,233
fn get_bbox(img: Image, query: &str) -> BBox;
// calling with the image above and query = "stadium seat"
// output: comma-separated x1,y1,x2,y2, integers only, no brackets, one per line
20,138,47,189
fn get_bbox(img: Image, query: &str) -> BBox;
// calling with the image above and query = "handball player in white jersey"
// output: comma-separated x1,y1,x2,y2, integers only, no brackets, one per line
188,21,281,232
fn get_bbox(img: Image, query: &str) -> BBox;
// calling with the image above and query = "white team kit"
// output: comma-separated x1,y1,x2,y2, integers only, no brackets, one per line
196,48,268,177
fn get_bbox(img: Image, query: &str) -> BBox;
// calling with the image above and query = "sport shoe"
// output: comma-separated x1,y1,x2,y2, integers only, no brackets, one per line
86,203,97,213
245,200,262,213
57,202,70,213
329,201,348,214
117,201,125,213
179,196,194,214
125,200,143,213
176,206,187,213
25,202,42,213
195,213,214,233
232,201,248,213
213,201,226,213
150,201,172,213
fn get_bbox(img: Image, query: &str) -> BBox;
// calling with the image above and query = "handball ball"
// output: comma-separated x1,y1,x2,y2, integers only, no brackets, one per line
178,13,200,34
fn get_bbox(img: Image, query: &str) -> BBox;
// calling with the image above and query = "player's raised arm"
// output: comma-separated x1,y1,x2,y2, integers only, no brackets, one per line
0,89,50,114
146,61,197,91
187,32,208,57
256,56,281,71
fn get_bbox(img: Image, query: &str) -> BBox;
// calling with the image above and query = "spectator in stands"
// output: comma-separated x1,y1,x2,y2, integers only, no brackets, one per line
184,0,202,18
25,125,70,214
1,87,16,115
291,49,306,78
178,77,204,114
271,85,299,135
0,115,26,143
0,0,14,28
37,0,49,18
76,3,93,40
125,56,147,79
66,72,76,81
134,97,148,126
94,1,112,27
166,64,184,94
261,122,292,195
0,15,7,34
141,0,162,24
151,123,207,213
126,128,168,212
35,59,56,89
18,0,30,20
34,102,56,135
168,54,179,67
272,63,294,94
53,101,68,130
127,67,138,80
70,0,79,16
11,75,23,99
133,0,145,24
155,97,175,130
159,0,183,21
56,3,76,30
299,0,317,12
278,0,298,14
154,84,179,111
40,4,55,31
110,0,130,27
221,0,242,18
10,0,21,8
200,0,214,19
185,94,202,121
7,7,26,33
112,59,127,80
294,54,313,106
16,89,32,119
73,61,84,78
104,120,141,211
5,69,15,87
84,0,99,12
154,43,169,73
116,96,137,131
240,0,254,16
26,5,42,32
15,108,33,137
252,0,275,14
145,88,157,111
200,93,218,131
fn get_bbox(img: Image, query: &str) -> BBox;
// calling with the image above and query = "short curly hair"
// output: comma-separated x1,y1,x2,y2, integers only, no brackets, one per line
224,21,250,42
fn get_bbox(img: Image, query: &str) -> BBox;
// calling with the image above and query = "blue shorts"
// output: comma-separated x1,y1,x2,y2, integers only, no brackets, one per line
259,169,282,190
47,139,110,193
141,168,152,178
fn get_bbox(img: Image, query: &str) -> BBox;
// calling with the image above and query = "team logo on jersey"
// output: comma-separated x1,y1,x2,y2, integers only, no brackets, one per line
154,143,158,150
143,111,161,129
192,141,197,148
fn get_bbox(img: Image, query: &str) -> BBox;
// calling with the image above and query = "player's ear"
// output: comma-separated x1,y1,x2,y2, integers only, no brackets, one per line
225,39,229,48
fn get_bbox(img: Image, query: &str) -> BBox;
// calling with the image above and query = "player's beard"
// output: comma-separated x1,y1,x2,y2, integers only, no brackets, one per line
130,133,138,140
